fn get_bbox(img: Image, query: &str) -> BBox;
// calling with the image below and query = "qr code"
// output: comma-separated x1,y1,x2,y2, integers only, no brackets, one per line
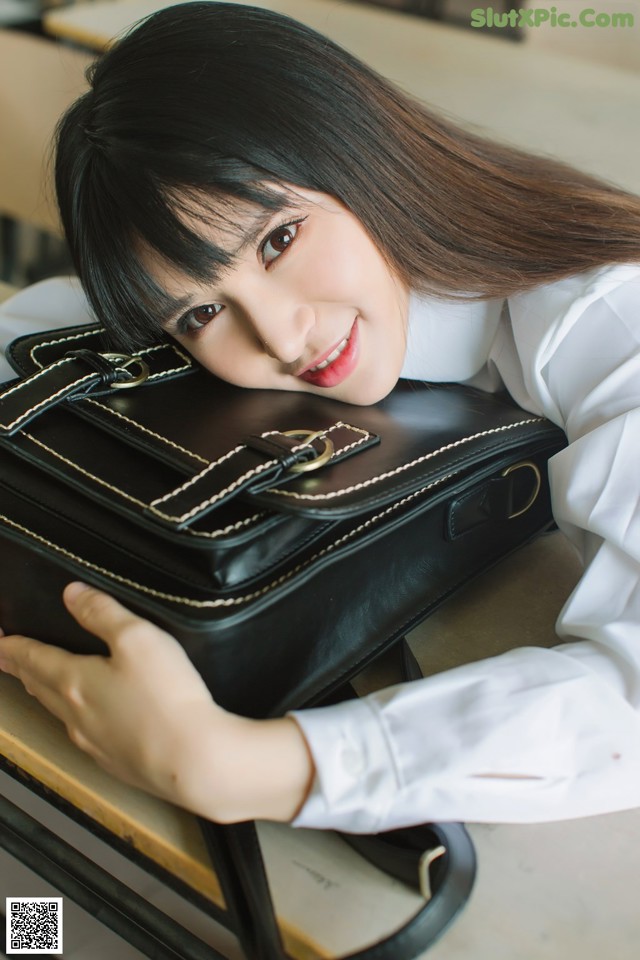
5,898,63,955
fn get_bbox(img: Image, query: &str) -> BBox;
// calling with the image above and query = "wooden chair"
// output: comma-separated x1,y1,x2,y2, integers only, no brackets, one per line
0,28,92,280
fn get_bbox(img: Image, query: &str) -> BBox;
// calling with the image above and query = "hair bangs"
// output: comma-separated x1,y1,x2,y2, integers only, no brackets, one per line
74,160,295,348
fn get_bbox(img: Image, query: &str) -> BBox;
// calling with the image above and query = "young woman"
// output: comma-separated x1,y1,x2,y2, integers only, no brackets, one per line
0,1,639,831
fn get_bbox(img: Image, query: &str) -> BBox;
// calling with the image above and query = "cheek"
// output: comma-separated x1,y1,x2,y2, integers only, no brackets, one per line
175,327,265,387
324,229,396,304
302,249,357,300
302,225,375,300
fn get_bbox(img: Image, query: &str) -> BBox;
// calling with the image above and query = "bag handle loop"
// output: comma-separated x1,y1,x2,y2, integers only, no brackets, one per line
198,640,475,960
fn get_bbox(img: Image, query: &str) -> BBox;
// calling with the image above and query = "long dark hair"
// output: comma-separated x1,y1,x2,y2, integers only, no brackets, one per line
55,1,640,348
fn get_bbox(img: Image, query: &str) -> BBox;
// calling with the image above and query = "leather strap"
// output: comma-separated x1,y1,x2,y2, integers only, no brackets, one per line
0,339,193,436
198,818,476,960
145,423,378,528
145,432,330,528
0,353,112,436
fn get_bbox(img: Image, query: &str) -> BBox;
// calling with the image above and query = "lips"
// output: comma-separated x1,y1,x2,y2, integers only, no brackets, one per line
298,319,360,388
308,334,350,372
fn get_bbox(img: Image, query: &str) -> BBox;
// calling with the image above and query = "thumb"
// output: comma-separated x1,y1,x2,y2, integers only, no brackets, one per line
62,582,155,655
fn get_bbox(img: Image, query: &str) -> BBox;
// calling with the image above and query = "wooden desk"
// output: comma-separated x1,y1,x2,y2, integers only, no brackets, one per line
3,533,640,959
0,676,425,959
43,0,640,196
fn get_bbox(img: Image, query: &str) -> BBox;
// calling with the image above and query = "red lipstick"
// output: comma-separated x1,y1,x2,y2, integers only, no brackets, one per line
298,319,360,388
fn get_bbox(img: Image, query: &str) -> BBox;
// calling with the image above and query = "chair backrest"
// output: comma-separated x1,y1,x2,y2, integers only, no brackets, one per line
0,29,93,234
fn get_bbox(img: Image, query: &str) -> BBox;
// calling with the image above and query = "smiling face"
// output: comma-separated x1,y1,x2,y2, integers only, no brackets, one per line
154,188,409,405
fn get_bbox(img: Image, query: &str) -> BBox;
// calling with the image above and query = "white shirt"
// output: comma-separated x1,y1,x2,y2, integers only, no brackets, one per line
292,262,640,830
1,266,640,830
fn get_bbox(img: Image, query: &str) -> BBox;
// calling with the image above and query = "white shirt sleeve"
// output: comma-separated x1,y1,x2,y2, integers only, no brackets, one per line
291,264,640,831
0,277,94,381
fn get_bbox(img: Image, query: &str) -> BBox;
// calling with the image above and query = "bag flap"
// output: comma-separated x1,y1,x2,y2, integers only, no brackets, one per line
1,324,566,528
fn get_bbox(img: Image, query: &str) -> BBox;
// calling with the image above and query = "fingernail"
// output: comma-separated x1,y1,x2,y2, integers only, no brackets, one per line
64,582,92,603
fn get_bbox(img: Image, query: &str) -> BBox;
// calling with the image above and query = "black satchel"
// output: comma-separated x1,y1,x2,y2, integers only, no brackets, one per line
0,323,565,958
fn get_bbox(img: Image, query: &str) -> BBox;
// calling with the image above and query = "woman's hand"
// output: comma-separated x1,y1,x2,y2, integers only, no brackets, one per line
0,583,314,823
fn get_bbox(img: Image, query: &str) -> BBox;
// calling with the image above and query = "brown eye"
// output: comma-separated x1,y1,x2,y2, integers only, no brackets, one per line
182,303,223,332
271,227,294,251
262,221,302,265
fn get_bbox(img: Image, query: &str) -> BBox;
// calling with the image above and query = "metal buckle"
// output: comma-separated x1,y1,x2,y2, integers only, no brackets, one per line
283,429,335,474
102,353,150,390
418,844,446,900
501,460,542,519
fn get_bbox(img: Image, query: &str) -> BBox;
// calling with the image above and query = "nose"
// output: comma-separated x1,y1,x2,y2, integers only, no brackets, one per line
247,301,316,366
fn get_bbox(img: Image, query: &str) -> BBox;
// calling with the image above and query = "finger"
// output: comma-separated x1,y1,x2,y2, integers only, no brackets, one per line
63,582,160,654
0,634,81,719
0,633,76,688
0,633,117,759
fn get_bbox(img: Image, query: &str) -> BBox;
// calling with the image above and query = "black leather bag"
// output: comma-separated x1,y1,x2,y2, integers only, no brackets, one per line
0,323,566,958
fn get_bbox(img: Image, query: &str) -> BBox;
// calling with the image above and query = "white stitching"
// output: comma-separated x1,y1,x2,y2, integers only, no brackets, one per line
29,327,192,375
150,429,325,509
34,407,373,515
150,444,247,506
140,364,191,382
323,421,372,453
21,431,265,538
148,459,278,522
266,418,544,501
0,475,447,608
1,372,96,431
84,400,209,465
147,428,364,523
22,432,147,508
1,355,77,400
185,512,264,538
29,328,103,368
16,331,371,482
2,344,189,431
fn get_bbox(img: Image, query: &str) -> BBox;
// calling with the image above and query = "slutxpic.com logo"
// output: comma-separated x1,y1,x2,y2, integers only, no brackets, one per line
470,6,635,28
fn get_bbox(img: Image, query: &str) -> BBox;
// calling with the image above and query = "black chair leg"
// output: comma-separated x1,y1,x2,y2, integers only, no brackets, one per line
1,216,18,284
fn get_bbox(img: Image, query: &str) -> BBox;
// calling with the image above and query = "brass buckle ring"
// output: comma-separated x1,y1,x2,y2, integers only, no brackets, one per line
102,353,150,389
283,429,335,474
501,460,542,519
